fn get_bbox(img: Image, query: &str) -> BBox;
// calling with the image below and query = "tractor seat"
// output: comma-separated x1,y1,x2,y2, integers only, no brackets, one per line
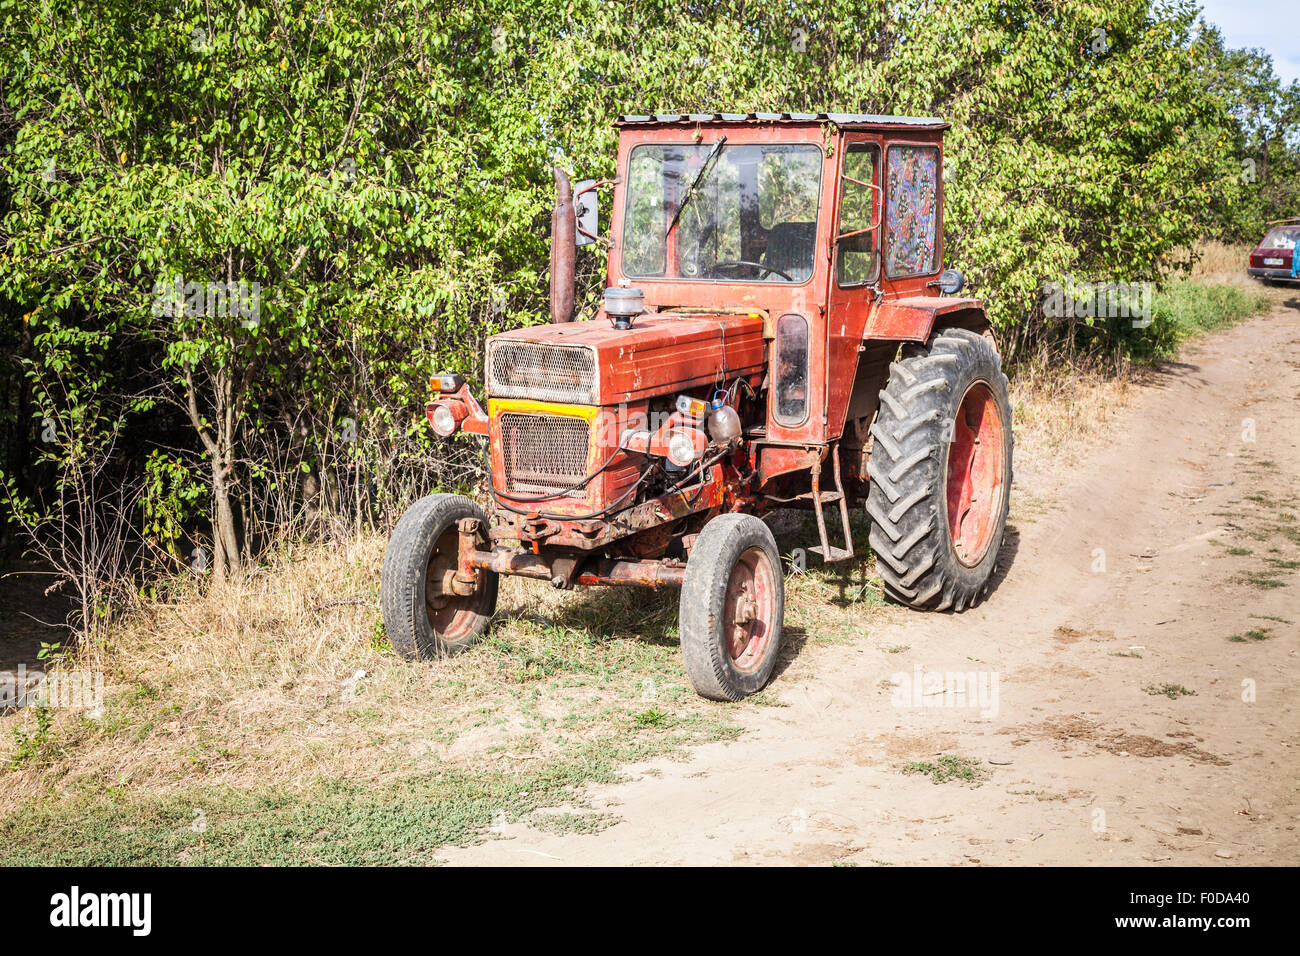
762,221,816,282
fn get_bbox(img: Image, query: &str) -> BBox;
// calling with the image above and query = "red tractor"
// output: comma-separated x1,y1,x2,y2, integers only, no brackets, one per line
382,113,1012,701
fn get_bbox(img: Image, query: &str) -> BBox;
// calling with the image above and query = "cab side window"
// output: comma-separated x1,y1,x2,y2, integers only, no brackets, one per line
835,143,880,286
884,144,940,277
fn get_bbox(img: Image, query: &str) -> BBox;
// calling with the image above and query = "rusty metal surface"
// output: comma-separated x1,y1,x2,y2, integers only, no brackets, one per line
487,312,765,405
488,461,731,550
498,412,591,498
615,113,948,130
866,296,986,341
463,545,686,589
487,339,598,404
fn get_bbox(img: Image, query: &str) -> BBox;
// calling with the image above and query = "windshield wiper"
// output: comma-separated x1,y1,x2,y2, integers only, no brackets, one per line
665,136,727,238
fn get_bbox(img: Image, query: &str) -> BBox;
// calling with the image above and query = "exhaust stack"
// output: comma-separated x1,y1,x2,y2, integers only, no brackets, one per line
549,167,576,323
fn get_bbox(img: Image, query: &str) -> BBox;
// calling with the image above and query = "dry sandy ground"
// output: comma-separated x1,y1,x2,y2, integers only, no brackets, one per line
442,307,1300,866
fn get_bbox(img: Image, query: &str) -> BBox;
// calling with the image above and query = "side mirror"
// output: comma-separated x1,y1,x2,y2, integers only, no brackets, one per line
936,268,965,295
574,179,598,247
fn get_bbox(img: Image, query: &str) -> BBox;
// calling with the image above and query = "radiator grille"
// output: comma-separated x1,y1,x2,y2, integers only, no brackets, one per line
488,341,597,404
499,413,591,499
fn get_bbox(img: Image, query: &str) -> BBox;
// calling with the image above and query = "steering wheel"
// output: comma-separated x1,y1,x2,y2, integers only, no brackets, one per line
709,260,793,282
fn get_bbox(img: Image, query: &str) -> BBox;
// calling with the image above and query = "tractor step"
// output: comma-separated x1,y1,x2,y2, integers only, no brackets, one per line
808,545,853,562
794,490,844,504
809,445,855,563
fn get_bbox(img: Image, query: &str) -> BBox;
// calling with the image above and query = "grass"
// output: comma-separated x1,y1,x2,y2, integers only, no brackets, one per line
0,534,743,862
6,705,56,770
1144,683,1196,699
900,754,989,786
1228,628,1271,643
528,810,620,836
1212,467,1300,596
1133,279,1274,362
1250,614,1291,625
0,740,645,865
1232,572,1286,590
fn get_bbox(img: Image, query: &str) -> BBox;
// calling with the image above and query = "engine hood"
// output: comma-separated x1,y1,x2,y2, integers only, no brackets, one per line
486,311,767,405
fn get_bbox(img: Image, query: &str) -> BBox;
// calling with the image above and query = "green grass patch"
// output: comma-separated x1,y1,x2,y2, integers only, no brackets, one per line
1143,683,1196,699
1250,614,1292,625
900,754,988,786
1232,571,1286,590
527,811,620,836
1126,281,1273,363
0,715,735,865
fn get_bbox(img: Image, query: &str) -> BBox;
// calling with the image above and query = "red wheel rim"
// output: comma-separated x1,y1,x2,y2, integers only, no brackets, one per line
425,527,483,643
945,381,1006,566
722,547,777,673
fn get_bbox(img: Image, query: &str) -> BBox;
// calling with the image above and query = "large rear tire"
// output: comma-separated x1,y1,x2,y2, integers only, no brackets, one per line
381,494,498,658
679,513,785,701
867,328,1012,611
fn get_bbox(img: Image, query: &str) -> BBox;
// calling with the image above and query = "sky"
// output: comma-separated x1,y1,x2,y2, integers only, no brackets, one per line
1198,0,1300,85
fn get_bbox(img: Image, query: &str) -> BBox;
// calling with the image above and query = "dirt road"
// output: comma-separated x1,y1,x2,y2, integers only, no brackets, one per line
442,306,1300,866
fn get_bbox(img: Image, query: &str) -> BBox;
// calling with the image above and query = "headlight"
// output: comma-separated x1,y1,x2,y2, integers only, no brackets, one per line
667,429,702,467
429,401,465,437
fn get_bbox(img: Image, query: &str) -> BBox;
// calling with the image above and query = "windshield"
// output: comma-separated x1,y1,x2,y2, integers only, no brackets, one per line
1261,226,1300,250
621,142,823,283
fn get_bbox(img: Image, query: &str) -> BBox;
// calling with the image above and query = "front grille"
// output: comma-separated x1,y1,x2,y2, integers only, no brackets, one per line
499,413,591,499
487,341,598,404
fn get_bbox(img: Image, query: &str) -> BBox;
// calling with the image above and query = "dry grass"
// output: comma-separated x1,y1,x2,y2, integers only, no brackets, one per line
1177,240,1256,285
1009,362,1140,467
0,533,729,811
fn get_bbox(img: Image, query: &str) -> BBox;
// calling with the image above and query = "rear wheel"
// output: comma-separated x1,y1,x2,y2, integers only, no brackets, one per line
679,513,784,701
381,494,498,658
867,328,1012,611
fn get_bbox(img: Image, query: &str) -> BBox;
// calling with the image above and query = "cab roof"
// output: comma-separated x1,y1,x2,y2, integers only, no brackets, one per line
616,112,948,131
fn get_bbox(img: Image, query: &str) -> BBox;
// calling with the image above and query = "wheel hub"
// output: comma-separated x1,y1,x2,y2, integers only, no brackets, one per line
945,381,1006,566
722,548,776,673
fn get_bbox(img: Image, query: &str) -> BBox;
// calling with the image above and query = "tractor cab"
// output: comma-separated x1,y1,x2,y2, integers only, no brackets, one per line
605,114,981,451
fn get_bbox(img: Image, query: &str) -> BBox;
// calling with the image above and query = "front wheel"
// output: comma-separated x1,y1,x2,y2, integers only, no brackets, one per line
679,513,785,701
381,494,498,658
867,327,1013,611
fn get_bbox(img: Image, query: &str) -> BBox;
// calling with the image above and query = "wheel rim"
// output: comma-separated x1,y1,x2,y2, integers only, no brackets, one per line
722,547,777,673
425,527,484,643
945,381,1006,567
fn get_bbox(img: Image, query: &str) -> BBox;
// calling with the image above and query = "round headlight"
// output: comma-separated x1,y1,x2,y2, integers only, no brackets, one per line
430,403,458,437
667,429,701,467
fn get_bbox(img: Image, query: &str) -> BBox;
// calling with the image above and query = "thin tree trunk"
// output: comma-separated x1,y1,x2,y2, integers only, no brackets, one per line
184,363,243,580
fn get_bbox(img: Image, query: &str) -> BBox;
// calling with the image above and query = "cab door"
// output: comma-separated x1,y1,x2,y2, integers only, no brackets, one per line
825,132,885,440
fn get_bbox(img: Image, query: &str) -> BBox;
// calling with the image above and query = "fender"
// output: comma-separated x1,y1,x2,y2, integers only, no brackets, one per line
866,296,990,343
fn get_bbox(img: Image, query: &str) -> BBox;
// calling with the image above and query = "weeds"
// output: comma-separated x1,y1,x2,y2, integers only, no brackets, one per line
901,754,988,786
7,706,56,770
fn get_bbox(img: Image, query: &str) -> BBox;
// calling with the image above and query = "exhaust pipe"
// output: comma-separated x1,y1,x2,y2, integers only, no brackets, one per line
550,167,575,323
